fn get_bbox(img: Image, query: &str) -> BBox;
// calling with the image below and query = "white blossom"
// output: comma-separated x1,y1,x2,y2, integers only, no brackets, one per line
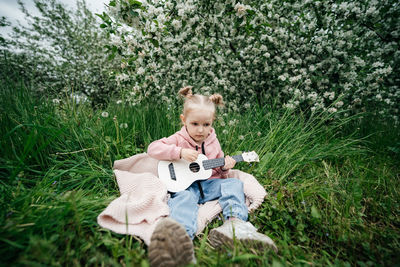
110,34,122,47
102,0,399,121
116,73,130,84
307,92,318,102
234,3,248,18
323,92,335,100
335,101,344,108
137,67,145,75
328,107,337,113
119,123,128,129
278,75,287,82
284,103,295,109
171,19,182,30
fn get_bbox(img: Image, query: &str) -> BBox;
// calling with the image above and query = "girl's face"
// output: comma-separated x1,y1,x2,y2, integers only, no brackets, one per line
181,108,214,144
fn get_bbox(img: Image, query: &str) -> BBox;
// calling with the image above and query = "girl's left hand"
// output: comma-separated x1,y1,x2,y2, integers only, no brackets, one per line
222,155,236,171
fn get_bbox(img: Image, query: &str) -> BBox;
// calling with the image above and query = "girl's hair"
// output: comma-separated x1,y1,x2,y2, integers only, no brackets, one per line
179,86,224,118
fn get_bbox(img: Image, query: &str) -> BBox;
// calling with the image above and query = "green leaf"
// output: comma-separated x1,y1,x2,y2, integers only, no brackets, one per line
0,238,25,249
129,0,143,9
247,9,256,16
109,0,116,7
229,254,261,262
129,0,141,4
100,24,107,28
149,38,159,47
232,151,242,156
128,56,138,64
130,10,139,17
311,205,321,219
95,13,104,20
108,53,116,60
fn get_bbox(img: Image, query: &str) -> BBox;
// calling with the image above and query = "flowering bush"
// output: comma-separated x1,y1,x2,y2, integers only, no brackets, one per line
1,0,120,107
100,0,399,122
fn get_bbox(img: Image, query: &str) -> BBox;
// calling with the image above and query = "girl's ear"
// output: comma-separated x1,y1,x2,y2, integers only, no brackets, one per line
180,114,185,125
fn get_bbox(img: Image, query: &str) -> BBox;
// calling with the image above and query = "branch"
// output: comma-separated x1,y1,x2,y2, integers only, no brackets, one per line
361,22,389,43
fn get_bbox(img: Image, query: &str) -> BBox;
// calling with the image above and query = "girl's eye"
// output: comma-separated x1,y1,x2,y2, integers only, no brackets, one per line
192,122,198,126
204,123,210,127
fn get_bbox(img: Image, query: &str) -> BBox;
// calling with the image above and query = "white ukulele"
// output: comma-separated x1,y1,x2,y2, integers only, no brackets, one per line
158,151,259,192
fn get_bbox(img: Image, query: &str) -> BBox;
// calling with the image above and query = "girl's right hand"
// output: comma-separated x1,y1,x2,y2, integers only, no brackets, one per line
180,148,199,162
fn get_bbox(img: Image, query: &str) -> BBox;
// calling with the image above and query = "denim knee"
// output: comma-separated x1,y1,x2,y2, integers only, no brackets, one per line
174,190,198,203
228,178,244,189
168,190,199,239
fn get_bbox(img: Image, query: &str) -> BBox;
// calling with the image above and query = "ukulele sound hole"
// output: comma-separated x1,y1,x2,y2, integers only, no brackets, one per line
189,162,200,173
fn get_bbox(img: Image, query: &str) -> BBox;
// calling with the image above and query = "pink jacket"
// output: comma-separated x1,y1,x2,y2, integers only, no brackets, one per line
147,126,229,179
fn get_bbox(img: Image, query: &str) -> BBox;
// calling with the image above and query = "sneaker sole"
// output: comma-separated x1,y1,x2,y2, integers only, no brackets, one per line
148,218,194,267
209,228,234,248
209,228,278,253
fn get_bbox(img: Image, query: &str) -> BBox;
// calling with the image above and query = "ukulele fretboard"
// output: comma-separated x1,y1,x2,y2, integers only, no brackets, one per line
202,155,244,170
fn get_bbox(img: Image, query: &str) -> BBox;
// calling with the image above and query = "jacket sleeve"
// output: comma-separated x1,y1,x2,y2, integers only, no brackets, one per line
213,139,230,178
147,134,182,161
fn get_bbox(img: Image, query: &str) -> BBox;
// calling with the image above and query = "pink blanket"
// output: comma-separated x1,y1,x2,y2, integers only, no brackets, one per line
97,153,266,245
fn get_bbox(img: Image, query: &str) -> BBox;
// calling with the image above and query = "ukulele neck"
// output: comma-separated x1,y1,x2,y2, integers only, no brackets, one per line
202,154,244,170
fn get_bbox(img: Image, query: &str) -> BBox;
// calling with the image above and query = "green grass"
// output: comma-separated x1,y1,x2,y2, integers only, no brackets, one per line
1,81,399,266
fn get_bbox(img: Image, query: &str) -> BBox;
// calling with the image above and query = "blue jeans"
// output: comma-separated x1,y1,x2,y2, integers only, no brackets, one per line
168,178,248,239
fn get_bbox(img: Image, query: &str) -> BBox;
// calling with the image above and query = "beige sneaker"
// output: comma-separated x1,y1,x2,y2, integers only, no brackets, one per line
209,219,278,253
148,217,195,267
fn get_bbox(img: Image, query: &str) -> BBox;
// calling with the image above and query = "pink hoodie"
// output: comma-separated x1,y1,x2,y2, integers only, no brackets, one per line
147,126,229,179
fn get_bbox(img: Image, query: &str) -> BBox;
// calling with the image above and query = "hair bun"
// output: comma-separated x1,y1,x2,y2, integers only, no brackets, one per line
179,86,193,98
209,94,224,106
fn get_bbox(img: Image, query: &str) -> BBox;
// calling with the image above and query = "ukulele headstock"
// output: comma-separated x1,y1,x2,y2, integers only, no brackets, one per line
242,151,259,162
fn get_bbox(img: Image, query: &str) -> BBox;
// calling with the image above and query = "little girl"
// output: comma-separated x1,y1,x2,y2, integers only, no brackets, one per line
147,87,277,266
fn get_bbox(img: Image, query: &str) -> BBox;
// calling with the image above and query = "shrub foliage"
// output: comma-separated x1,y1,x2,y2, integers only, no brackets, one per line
100,0,399,121
1,0,119,107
